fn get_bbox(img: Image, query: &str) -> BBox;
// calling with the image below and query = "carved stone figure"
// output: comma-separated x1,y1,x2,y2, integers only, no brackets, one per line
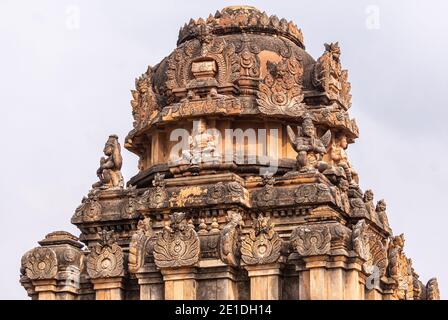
182,118,218,166
313,42,352,109
291,224,331,256
219,210,244,266
363,189,380,224
376,199,392,233
131,66,158,129
287,116,331,173
388,234,411,300
241,215,282,265
257,57,305,116
426,278,440,300
92,135,124,189
87,230,124,279
153,212,200,268
326,134,358,186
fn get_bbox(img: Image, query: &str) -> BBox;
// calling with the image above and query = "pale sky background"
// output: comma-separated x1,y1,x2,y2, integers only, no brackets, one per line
0,0,447,299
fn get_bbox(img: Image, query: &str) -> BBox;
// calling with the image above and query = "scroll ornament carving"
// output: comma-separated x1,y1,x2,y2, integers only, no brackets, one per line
257,57,305,116
87,230,124,279
128,218,154,273
130,65,159,129
291,224,331,256
22,247,58,280
241,215,282,265
312,42,352,109
153,212,200,268
219,211,243,266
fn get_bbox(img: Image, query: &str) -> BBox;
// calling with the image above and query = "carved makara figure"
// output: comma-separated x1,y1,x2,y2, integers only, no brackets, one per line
241,215,282,265
376,199,392,233
128,218,154,273
182,118,218,166
87,230,124,279
291,224,331,256
219,210,244,266
92,135,124,189
287,116,331,173
153,212,200,268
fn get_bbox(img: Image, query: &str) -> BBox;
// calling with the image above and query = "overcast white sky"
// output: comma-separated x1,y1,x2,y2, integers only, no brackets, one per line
0,0,446,299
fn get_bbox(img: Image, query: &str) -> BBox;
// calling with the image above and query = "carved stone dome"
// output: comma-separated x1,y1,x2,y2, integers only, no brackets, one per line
126,6,357,184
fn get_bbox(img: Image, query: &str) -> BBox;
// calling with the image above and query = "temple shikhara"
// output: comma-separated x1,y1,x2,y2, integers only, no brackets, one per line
20,6,439,300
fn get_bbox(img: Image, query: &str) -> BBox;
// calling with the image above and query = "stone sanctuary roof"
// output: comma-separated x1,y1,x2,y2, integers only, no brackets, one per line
19,6,440,301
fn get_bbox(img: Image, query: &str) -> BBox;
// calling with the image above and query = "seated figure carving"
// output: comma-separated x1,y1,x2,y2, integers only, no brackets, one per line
92,135,124,189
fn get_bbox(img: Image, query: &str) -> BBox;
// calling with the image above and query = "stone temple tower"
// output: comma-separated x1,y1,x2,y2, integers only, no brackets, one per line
20,6,439,300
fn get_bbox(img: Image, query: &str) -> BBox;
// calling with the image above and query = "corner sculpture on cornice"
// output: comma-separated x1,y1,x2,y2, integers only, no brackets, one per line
92,134,124,190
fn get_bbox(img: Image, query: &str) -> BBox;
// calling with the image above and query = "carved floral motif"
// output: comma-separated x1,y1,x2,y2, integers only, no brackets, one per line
23,247,58,280
241,215,282,265
291,224,331,256
87,230,124,279
153,212,200,268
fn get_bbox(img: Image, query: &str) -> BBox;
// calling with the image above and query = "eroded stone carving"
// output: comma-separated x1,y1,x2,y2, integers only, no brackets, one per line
388,234,411,300
426,278,440,300
219,210,244,266
131,66,159,129
313,42,352,109
241,215,282,265
291,224,331,256
376,199,392,233
153,212,200,268
87,230,124,279
22,247,58,280
92,135,124,190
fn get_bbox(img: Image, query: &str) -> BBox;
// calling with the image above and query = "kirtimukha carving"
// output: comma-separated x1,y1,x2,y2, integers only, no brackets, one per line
219,210,244,266
92,135,124,189
241,215,282,265
287,116,331,173
20,5,439,300
257,57,305,116
153,212,200,268
87,230,124,279
291,224,331,256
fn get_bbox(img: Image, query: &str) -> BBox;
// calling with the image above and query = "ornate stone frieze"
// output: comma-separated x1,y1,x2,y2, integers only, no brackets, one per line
128,217,154,273
219,210,244,266
153,212,200,268
87,230,124,279
241,215,282,265
257,57,305,116
291,224,331,256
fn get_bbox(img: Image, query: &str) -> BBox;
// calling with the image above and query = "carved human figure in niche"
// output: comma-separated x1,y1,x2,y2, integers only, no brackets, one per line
92,135,124,189
182,118,218,165
328,134,359,186
287,116,331,173
376,199,392,233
